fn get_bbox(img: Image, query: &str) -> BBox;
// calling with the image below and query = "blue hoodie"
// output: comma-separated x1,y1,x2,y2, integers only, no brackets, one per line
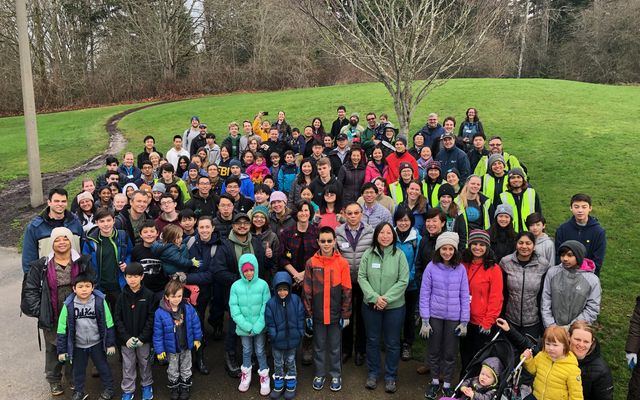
265,271,305,350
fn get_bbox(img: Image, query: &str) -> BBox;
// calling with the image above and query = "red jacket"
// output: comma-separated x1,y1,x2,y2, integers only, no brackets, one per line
464,260,503,329
384,151,418,184
303,251,352,325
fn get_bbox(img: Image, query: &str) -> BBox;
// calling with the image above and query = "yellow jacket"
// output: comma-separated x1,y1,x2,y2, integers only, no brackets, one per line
252,117,269,142
524,351,583,400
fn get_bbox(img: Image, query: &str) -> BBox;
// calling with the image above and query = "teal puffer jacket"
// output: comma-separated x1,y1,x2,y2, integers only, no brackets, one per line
229,254,271,336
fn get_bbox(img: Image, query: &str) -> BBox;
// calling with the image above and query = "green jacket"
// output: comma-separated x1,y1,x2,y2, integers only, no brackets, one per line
358,246,409,310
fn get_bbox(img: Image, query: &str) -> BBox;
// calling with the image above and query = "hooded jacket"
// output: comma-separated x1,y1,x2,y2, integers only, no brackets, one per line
337,159,367,205
358,246,410,310
419,261,470,322
335,222,375,282
151,241,193,275
153,299,202,354
265,272,305,350
277,163,299,194
184,231,222,286
460,356,503,400
384,151,418,185
535,233,555,265
541,258,601,327
364,160,389,184
114,284,156,345
524,350,583,400
184,192,218,217
554,216,606,275
303,250,352,325
229,254,271,336
82,227,132,291
500,252,550,327
464,260,503,329
212,234,272,289
396,228,421,291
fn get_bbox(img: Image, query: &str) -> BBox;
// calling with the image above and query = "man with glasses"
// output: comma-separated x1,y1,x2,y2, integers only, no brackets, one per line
213,194,235,238
336,202,374,366
473,135,525,177
154,194,181,233
361,113,378,158
417,113,445,149
185,175,218,217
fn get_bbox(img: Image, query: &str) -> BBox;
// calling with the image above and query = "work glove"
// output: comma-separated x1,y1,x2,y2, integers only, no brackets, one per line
419,320,433,339
58,353,68,363
106,346,116,356
194,340,201,350
305,318,313,337
339,318,350,329
627,353,637,370
132,337,143,348
191,258,200,268
174,272,187,283
479,326,492,335
454,323,468,337
126,337,137,349
157,352,167,361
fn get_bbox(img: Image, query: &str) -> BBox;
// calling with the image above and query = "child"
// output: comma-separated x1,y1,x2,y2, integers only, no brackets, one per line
246,152,271,184
525,212,555,265
303,226,352,392
541,240,601,328
114,262,157,400
420,232,470,399
151,224,199,277
56,271,116,400
179,208,197,242
229,254,272,395
299,186,320,212
265,271,305,399
153,279,202,400
270,153,282,186
253,183,272,208
459,357,503,400
263,175,276,191
278,151,299,195
521,326,583,399
131,221,168,299
288,128,305,159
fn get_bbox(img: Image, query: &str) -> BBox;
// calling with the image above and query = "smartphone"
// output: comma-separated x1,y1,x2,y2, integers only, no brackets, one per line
263,111,269,116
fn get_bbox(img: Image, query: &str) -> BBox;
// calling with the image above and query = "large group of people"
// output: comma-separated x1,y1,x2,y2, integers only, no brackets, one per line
19,106,633,400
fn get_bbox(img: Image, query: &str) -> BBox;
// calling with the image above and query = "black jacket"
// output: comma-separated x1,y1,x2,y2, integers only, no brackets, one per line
213,213,234,239
137,148,163,169
190,134,207,156
184,192,218,218
114,285,157,345
185,231,223,286
330,118,349,139
308,176,343,205
212,235,273,290
260,139,292,167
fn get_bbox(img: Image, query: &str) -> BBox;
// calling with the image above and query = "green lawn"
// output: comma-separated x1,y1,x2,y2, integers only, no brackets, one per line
119,79,639,398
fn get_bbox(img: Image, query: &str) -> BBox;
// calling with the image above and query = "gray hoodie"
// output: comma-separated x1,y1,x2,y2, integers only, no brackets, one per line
535,233,555,265
74,294,101,349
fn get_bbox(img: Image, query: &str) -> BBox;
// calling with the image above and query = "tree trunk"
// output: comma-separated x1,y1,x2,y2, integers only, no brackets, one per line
517,0,531,79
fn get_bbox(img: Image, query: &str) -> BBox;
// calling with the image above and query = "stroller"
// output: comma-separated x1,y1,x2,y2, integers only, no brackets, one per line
441,332,528,400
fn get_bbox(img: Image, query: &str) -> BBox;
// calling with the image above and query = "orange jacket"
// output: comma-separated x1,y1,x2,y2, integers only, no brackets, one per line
303,251,352,325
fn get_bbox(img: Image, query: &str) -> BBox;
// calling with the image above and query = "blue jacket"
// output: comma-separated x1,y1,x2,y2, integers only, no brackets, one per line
151,241,193,275
555,216,606,275
82,227,132,290
229,254,271,336
56,290,116,361
396,228,421,291
118,164,142,185
22,208,84,273
265,271,305,350
153,300,202,354
277,163,299,194
221,173,255,200
435,146,471,181
184,231,222,286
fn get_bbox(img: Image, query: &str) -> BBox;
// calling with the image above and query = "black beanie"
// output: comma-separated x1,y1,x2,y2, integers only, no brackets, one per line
559,240,586,267
438,183,456,199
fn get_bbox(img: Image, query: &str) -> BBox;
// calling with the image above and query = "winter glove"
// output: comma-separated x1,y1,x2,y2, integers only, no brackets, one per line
454,323,468,337
174,272,187,283
58,353,68,363
339,318,350,329
305,318,313,337
191,258,200,268
479,326,492,335
126,337,137,348
194,340,201,350
627,353,637,370
157,352,167,361
419,320,433,339
134,338,143,348
106,346,116,356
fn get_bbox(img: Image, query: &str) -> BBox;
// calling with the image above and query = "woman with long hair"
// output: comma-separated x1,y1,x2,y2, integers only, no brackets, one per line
489,204,517,262
288,158,317,205
313,183,344,229
364,146,389,184
175,155,191,179
311,117,326,140
398,180,428,234
458,107,484,151
338,146,367,205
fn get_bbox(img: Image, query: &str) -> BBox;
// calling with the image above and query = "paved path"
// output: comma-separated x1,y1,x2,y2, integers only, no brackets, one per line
1,246,433,400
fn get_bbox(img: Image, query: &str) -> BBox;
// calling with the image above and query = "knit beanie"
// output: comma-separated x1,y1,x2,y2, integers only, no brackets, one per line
426,160,442,171
269,191,288,204
399,162,413,173
445,168,460,180
435,231,459,251
559,240,586,267
188,162,199,171
488,153,505,167
508,167,526,180
251,205,270,219
152,182,166,193
76,191,93,204
438,183,456,199
395,136,407,146
50,227,74,248
229,159,242,168
494,203,514,219
468,230,491,247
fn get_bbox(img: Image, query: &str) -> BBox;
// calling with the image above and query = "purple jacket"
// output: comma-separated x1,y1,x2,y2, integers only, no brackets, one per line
419,261,470,322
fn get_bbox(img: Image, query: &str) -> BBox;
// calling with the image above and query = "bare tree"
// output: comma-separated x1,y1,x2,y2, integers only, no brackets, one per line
296,0,506,136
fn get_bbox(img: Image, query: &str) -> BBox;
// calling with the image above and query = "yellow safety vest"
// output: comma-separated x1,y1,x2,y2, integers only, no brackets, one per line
423,182,441,209
481,174,509,202
390,181,405,205
455,195,492,240
474,152,525,178
500,188,537,232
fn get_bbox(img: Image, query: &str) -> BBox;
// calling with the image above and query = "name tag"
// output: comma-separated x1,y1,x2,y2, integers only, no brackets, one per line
372,263,381,269
340,242,350,249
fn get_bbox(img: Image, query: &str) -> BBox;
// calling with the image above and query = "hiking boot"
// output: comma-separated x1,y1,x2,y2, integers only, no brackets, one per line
365,376,377,390
99,389,115,400
330,377,342,392
384,380,397,393
194,348,209,375
401,343,412,361
225,352,241,378
141,384,154,400
50,383,64,396
71,392,89,400
167,380,180,400
425,383,440,400
312,376,325,390
178,378,191,400
239,366,252,392
259,368,271,396
121,392,134,400
270,375,284,399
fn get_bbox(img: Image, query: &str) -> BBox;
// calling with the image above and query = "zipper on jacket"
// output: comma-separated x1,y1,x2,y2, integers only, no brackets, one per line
520,268,526,326
541,359,554,400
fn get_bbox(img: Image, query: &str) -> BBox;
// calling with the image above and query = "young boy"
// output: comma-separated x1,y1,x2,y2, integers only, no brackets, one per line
131,221,168,300
265,271,305,399
114,262,157,400
179,209,197,242
541,240,601,329
288,128,305,159
303,226,352,392
525,212,555,265
263,175,276,191
229,254,272,395
57,271,116,400
154,279,202,400
459,357,503,400
278,151,299,195
253,184,272,208
113,193,128,215
270,152,282,186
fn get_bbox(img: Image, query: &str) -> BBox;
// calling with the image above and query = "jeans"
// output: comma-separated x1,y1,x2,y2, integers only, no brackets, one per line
361,304,405,381
241,333,268,370
272,348,297,377
72,344,113,394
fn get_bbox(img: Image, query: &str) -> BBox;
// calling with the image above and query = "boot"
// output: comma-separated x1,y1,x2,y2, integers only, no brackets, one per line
211,321,224,341
225,352,241,378
301,337,313,366
283,375,297,400
167,380,180,400
270,375,284,399
194,348,210,375
178,377,192,400
238,366,252,392
258,368,271,396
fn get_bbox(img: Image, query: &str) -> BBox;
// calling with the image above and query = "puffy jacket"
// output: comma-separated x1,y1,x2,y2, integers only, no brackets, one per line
21,251,92,331
56,290,116,361
153,299,202,354
184,231,222,286
22,208,84,273
542,259,601,327
464,260,503,329
82,227,132,290
364,161,388,185
229,254,271,336
500,252,550,327
384,151,418,185
277,163,299,194
221,173,255,200
435,146,470,181
579,341,613,400
554,216,606,275
265,272,305,350
151,242,193,275
524,351,583,400
114,284,157,345
335,223,374,282
535,233,555,265
337,161,366,205
395,228,421,291
358,246,409,310
419,261,470,322
303,251,352,325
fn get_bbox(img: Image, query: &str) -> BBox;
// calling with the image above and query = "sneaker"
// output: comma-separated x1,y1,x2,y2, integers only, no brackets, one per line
99,388,115,400
121,393,134,400
141,384,154,400
50,383,64,396
425,383,440,400
330,377,342,392
312,376,325,390
71,392,89,400
401,343,412,361
384,380,397,393
365,376,377,390
442,387,455,397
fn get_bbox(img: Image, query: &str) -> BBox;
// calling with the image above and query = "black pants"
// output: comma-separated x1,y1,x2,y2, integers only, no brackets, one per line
629,363,640,400
194,284,212,331
402,289,419,346
342,282,366,355
509,320,543,386
459,323,495,374
73,344,113,394
207,283,226,328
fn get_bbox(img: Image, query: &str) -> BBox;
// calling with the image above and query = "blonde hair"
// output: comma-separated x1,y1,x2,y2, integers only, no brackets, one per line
543,326,571,356
162,224,183,245
457,175,481,210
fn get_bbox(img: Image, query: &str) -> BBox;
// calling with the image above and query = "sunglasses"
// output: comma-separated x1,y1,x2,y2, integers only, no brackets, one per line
319,239,334,244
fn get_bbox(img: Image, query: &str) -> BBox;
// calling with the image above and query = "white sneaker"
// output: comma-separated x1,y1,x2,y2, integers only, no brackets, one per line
238,366,252,392
258,368,270,396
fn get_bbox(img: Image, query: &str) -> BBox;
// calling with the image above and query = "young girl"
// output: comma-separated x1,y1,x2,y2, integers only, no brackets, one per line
525,212,555,265
313,184,344,229
299,186,320,212
218,145,232,179
229,254,271,395
445,169,461,194
365,146,389,184
522,326,583,400
489,204,517,262
420,231,470,399
153,279,203,400
151,225,198,277
246,152,271,184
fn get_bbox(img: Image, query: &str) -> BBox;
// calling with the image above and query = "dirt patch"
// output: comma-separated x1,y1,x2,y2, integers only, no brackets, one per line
0,101,174,247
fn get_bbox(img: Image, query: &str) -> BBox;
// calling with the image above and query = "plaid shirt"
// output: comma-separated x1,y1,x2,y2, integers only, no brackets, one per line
279,223,320,273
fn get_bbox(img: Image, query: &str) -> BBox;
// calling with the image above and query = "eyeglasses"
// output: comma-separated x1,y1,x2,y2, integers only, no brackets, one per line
160,201,175,205
366,117,375,121
346,211,361,215
489,143,502,147
234,221,251,226
319,239,334,244
324,192,336,196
